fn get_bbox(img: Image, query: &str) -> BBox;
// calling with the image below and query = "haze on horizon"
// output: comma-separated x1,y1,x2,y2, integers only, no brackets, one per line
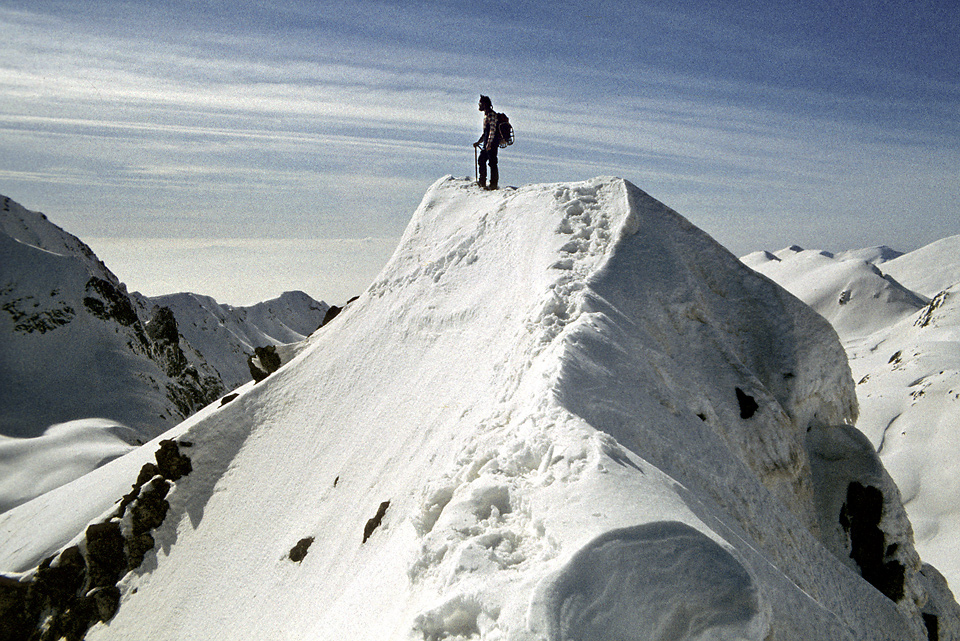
1,0,957,305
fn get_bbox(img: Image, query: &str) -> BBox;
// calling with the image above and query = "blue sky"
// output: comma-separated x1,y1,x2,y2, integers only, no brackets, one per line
1,0,958,304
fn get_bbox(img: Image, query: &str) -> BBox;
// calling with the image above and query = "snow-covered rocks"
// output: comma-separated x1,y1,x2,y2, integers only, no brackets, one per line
150,290,328,391
1,178,955,640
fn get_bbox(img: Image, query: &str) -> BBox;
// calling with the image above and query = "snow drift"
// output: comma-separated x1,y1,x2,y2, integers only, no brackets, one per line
1,177,956,640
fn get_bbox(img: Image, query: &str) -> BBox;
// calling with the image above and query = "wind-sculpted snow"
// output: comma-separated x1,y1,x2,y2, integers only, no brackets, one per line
1,178,955,640
543,522,765,641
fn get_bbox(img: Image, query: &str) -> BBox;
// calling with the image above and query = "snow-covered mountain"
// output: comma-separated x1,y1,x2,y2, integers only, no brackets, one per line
744,236,960,596
0,194,327,514
148,291,328,392
0,194,224,440
1,177,955,641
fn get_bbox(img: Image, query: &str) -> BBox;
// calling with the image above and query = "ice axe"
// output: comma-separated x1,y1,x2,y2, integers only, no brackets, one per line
474,143,478,184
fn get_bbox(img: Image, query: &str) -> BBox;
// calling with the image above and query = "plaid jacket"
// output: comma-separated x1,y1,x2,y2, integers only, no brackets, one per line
478,109,499,151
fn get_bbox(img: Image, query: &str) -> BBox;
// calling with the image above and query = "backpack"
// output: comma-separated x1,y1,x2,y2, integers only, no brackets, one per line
496,112,514,148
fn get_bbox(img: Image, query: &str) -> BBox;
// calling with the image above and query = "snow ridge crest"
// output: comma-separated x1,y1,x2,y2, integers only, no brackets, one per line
1,178,953,640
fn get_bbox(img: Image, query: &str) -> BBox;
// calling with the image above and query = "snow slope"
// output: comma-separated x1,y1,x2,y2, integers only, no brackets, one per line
0,420,136,513
741,245,925,340
149,290,329,391
880,235,960,298
744,240,960,595
1,178,955,640
848,284,960,588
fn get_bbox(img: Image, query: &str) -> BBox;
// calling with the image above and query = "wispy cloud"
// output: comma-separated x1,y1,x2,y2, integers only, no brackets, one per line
1,0,957,278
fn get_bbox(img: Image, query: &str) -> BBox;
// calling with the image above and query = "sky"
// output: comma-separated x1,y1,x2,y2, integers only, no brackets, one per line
1,0,958,305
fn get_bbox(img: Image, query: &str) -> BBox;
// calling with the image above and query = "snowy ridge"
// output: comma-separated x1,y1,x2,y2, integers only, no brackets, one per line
882,235,960,298
0,177,955,640
742,245,925,340
0,194,113,283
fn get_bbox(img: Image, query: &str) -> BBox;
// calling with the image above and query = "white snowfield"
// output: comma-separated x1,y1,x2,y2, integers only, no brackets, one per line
1,177,957,640
744,237,960,597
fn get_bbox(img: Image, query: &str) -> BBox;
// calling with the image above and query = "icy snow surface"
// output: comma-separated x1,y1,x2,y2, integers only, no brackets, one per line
1,177,953,640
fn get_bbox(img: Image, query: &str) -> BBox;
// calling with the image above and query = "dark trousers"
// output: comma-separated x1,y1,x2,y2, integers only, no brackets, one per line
478,147,498,187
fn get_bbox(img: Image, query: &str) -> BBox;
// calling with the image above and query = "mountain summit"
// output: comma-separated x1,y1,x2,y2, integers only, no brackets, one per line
1,177,956,640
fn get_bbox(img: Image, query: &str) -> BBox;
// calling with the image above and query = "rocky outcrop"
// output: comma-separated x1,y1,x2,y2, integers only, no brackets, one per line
0,440,192,641
145,305,224,415
248,345,282,383
151,291,329,391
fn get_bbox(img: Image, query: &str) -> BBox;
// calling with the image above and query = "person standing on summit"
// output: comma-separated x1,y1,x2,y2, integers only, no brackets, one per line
474,95,499,190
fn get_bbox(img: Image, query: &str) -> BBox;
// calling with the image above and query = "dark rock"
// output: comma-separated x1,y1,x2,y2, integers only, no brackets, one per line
735,387,759,419
248,345,282,382
840,482,906,602
53,593,97,641
88,585,121,622
82,277,140,327
320,305,343,327
118,462,160,515
319,296,358,329
248,356,269,383
256,346,281,373
125,532,156,571
363,500,391,543
2,435,195,639
155,439,192,480
146,306,180,345
289,537,314,563
34,546,85,604
128,478,171,536
923,612,939,641
1,297,75,334
84,521,126,589
220,393,239,406
0,574,33,641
